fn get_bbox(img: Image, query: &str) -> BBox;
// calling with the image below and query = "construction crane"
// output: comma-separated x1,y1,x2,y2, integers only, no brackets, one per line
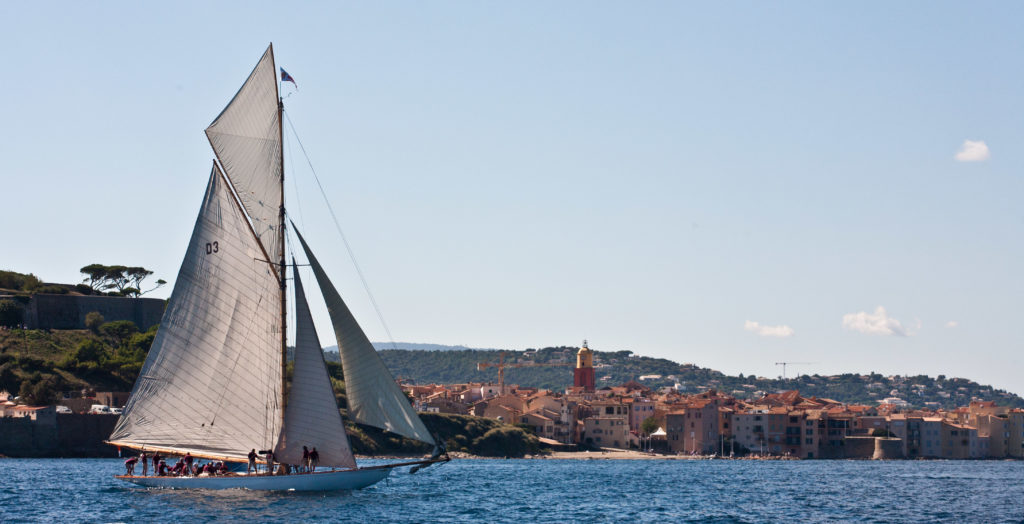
774,361,815,380
477,351,573,393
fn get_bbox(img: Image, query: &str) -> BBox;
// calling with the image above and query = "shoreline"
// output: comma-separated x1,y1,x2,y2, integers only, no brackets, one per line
357,450,801,461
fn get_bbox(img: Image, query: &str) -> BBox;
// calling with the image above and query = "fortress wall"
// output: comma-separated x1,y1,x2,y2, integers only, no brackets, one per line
840,436,877,459
27,295,164,331
0,414,119,458
0,417,58,457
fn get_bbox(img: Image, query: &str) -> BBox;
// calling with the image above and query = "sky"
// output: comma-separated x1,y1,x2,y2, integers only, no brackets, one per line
2,3,1022,393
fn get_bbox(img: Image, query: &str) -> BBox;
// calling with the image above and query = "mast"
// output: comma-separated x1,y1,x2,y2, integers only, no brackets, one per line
274,43,288,427
264,42,288,433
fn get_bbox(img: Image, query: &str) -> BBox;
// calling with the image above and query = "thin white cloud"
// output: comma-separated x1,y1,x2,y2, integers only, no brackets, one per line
945,320,959,328
744,320,795,338
955,139,990,162
842,306,907,337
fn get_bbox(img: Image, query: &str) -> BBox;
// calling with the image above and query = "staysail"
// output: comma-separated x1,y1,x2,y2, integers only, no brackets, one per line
205,44,283,261
293,226,436,446
274,265,357,469
109,164,283,461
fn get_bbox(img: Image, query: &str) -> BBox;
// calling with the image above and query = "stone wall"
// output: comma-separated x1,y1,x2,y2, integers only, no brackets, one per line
25,294,165,331
0,413,119,457
873,437,905,460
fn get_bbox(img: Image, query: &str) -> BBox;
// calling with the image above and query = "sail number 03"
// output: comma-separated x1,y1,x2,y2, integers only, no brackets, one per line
205,241,219,255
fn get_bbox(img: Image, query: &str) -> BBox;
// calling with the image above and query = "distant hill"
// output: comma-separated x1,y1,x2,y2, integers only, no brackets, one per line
368,345,1024,410
322,342,499,353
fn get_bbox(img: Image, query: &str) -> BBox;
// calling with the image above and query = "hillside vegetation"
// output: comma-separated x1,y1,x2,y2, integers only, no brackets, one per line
0,329,542,456
3,329,1021,412
0,324,152,402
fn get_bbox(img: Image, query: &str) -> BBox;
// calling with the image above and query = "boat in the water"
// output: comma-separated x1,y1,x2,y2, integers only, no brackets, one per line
107,44,447,491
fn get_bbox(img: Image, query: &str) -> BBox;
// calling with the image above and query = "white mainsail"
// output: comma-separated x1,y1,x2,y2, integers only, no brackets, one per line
274,266,357,469
205,45,283,261
109,165,283,461
293,226,436,446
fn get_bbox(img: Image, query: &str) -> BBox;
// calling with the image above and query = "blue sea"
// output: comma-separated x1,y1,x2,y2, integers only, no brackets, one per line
1,458,1023,523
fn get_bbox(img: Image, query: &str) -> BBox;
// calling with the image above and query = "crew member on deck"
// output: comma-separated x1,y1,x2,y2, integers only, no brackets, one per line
309,447,319,472
124,456,138,476
248,449,258,474
140,452,148,476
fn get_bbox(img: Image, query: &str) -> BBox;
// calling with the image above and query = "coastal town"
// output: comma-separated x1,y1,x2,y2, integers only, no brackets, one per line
0,272,1021,461
400,342,1024,460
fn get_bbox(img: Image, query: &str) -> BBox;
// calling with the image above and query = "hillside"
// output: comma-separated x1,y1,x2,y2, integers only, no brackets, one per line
0,326,151,402
325,342,490,353
375,346,1024,410
2,327,1021,410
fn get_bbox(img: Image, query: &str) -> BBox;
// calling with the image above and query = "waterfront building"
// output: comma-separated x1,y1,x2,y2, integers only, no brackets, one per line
1007,410,1024,458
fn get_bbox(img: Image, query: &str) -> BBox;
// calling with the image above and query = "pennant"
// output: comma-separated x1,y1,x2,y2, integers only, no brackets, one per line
280,68,298,90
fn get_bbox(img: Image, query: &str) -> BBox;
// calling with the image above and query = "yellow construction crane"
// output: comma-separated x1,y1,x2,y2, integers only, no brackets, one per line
477,351,573,392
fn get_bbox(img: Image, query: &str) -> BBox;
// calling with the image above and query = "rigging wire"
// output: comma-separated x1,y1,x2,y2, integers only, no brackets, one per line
285,122,307,231
282,109,399,351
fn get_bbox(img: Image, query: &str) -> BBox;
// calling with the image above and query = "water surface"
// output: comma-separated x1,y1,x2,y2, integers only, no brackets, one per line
1,458,1022,523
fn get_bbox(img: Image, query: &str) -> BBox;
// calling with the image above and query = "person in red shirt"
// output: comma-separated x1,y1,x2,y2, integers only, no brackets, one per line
124,456,138,476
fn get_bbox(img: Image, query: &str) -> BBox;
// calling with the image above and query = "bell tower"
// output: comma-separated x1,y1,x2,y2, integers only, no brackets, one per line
574,340,595,392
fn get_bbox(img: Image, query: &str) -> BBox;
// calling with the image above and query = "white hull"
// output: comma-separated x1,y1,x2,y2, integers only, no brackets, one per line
117,468,391,491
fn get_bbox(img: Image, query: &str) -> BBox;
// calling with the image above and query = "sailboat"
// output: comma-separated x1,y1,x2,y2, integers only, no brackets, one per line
107,44,447,491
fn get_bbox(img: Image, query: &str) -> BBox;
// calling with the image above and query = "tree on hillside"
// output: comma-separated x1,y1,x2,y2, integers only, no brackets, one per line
85,311,105,333
80,264,163,297
100,320,138,348
0,270,42,292
80,264,110,292
17,373,64,405
0,299,24,328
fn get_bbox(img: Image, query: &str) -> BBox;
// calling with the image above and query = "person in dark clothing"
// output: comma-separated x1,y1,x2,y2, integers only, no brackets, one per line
309,447,319,473
183,452,193,473
259,450,275,475
302,446,310,473
157,460,169,476
152,452,162,474
248,449,258,475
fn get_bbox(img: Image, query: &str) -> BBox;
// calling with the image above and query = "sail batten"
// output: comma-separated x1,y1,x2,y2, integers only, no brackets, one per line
109,165,283,461
293,226,436,446
205,44,283,263
274,266,357,469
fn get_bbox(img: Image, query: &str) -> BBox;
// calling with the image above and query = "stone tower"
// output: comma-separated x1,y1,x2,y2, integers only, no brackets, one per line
574,340,595,392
